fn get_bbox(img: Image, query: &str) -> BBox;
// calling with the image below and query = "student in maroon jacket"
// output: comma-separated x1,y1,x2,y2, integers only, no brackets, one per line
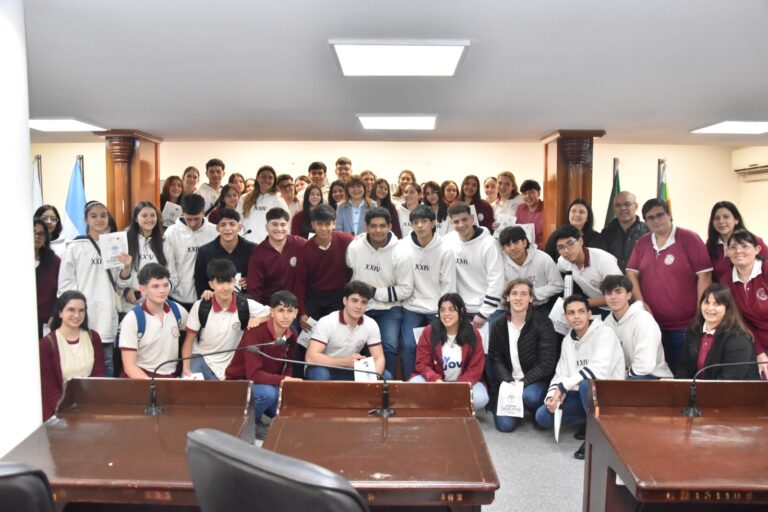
34,217,60,338
246,207,306,305
39,291,105,420
409,293,488,410
226,291,301,440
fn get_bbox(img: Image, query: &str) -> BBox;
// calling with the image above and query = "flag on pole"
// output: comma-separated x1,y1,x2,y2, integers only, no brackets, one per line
603,157,621,229
31,155,43,215
60,159,87,240
657,159,672,216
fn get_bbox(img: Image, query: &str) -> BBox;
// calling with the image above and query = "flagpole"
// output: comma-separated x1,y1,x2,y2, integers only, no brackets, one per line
34,154,42,194
77,154,84,187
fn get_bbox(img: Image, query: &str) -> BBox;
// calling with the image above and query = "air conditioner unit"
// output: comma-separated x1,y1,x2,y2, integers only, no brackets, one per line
734,163,768,182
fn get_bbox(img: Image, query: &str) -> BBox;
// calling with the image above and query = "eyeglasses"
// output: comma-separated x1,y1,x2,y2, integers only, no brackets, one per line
727,243,754,253
556,239,578,253
645,212,668,222
34,231,46,239
613,201,634,209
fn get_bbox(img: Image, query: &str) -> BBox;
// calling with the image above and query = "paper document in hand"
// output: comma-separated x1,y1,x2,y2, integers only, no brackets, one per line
354,356,378,382
496,381,524,418
99,232,128,270
296,317,318,348
554,406,563,443
162,202,182,227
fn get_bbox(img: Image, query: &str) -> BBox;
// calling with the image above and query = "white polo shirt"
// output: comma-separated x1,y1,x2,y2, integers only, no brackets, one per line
120,301,189,375
310,310,381,358
557,247,621,307
186,294,269,379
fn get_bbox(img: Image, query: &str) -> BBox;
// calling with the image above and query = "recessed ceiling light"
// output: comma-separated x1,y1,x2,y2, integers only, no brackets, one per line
692,121,768,135
358,116,436,130
29,118,106,132
330,40,469,76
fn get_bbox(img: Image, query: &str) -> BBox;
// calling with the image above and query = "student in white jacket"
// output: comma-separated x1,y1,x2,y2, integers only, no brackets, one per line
164,194,218,311
115,202,176,314
237,165,288,244
346,207,414,376
499,226,563,312
600,275,673,379
443,203,505,332
535,294,625,459
396,205,457,378
58,201,120,376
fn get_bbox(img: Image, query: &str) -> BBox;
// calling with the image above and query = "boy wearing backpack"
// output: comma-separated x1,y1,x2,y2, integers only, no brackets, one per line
120,263,188,379
182,259,269,380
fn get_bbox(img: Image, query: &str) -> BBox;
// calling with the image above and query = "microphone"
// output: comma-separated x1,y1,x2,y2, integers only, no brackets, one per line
251,346,395,418
682,360,763,417
144,338,286,416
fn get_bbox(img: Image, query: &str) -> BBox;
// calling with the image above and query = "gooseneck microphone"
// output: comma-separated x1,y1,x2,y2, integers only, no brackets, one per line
144,338,286,416
251,347,395,418
682,360,764,417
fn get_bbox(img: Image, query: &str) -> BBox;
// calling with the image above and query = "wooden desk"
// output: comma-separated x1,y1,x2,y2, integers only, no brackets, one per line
263,381,499,511
583,380,768,511
1,378,252,511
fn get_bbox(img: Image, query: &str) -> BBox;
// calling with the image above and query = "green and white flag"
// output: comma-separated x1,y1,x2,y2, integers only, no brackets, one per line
604,158,621,229
657,159,671,216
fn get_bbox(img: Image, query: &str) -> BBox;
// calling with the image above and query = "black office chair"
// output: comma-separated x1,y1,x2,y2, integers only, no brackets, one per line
187,429,369,512
0,463,55,512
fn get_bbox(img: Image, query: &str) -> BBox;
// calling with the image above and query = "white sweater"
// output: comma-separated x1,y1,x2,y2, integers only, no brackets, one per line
237,193,289,244
115,233,176,313
346,233,414,311
602,301,673,378
397,233,457,314
547,318,625,398
163,218,219,304
443,227,505,319
503,247,564,306
58,237,120,344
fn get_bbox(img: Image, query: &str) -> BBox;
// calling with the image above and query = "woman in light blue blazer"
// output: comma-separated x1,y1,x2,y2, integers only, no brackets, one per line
336,174,377,236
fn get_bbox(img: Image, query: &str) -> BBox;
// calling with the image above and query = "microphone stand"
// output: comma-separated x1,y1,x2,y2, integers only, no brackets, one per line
144,339,285,416
252,347,395,418
682,360,765,418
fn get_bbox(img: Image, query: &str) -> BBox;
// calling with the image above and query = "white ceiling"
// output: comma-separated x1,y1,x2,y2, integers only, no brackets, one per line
24,0,768,145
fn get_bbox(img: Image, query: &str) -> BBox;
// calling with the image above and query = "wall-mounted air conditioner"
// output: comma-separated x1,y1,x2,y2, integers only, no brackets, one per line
734,162,768,182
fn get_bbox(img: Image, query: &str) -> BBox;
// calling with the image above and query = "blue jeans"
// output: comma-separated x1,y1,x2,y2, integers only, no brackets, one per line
468,309,505,401
306,366,393,381
535,379,590,429
493,381,548,433
252,384,279,420
661,329,686,373
103,343,114,378
190,356,219,380
400,310,435,379
408,375,489,410
367,307,403,377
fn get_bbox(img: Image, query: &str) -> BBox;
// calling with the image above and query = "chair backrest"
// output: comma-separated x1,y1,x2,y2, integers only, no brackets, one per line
0,463,55,512
187,429,369,512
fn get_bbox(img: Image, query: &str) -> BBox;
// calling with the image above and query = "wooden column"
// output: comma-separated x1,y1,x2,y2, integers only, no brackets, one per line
541,130,605,243
94,130,163,230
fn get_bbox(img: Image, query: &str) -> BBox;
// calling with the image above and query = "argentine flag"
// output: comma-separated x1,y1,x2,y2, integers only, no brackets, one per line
60,159,87,240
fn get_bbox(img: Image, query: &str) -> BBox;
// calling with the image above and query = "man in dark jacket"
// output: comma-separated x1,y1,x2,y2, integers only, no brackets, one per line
487,278,557,432
601,191,649,272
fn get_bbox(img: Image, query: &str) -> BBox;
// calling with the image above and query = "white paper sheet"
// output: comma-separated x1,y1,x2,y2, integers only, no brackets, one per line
162,202,182,227
296,317,317,348
554,405,563,443
354,356,378,382
496,381,525,418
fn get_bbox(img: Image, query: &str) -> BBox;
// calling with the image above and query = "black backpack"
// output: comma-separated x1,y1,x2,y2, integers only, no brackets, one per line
197,292,251,337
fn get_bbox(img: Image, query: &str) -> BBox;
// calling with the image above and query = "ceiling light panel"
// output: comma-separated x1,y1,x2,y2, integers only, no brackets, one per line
692,121,768,135
29,118,106,132
358,116,436,130
331,40,469,76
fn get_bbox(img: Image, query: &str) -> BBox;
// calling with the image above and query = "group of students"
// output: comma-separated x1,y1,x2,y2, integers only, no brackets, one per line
33,157,767,447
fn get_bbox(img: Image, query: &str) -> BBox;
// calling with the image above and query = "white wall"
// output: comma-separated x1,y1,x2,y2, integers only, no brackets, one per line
733,146,768,239
30,142,107,210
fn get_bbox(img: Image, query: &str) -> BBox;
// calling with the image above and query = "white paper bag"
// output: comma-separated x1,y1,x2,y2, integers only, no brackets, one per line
354,356,378,382
548,297,570,336
496,381,525,418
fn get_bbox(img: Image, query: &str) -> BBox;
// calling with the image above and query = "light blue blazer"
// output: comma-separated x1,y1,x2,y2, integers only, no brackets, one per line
335,200,377,236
